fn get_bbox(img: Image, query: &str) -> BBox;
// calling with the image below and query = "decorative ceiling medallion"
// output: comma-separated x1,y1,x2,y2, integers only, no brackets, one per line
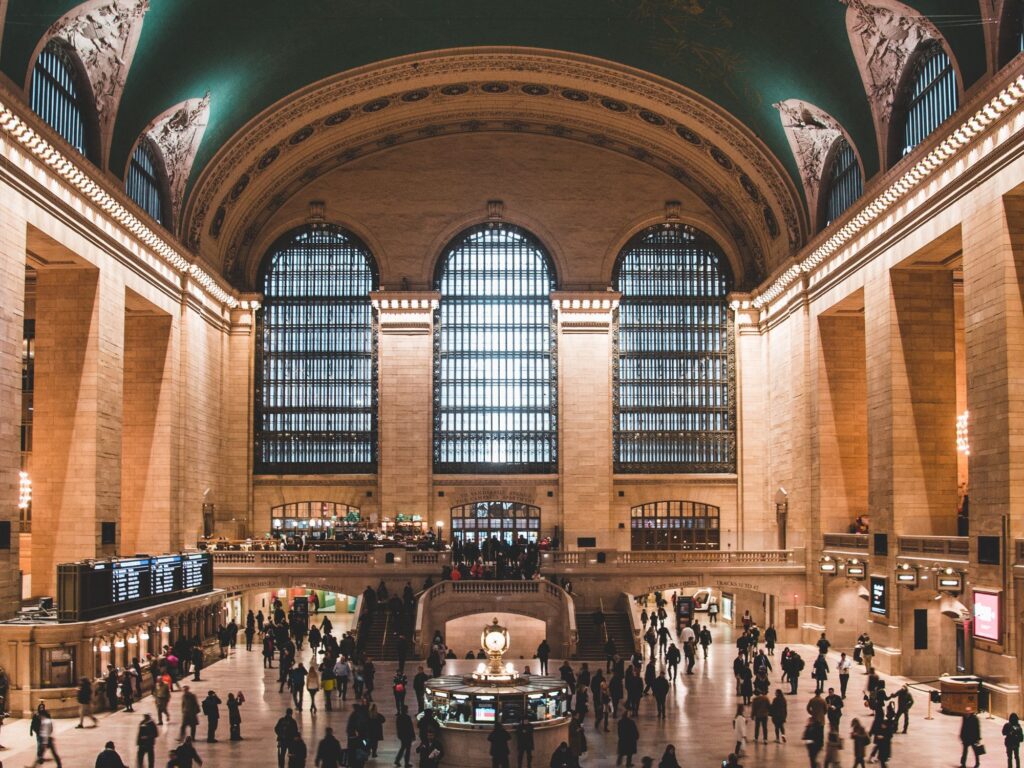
401,89,429,101
325,110,352,125
561,89,589,101
139,94,209,227
288,125,315,144
41,0,150,162
521,84,550,96
440,84,470,95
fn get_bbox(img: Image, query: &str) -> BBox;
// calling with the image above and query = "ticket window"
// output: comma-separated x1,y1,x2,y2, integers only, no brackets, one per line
40,646,76,688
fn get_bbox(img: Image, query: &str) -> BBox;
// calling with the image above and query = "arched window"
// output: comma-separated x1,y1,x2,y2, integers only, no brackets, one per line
434,223,557,473
630,501,720,550
30,40,90,158
255,225,377,473
823,138,862,226
613,223,734,473
899,43,958,159
450,501,541,544
126,140,168,225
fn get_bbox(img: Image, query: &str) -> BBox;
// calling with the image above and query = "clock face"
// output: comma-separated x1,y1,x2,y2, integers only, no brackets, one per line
484,631,505,652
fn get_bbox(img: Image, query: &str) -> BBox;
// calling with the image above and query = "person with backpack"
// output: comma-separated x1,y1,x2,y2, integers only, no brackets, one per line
1003,712,1023,768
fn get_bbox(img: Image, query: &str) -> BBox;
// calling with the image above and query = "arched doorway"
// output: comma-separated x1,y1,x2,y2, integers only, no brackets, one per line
450,501,541,544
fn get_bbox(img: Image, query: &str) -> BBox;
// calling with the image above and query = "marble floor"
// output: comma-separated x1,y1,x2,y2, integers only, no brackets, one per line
0,611,1003,768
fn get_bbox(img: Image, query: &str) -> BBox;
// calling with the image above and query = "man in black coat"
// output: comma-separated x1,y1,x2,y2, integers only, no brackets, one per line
959,710,982,768
95,741,127,768
395,706,415,768
315,727,345,768
488,721,512,768
136,715,157,768
616,710,640,767
275,708,299,768
201,691,221,743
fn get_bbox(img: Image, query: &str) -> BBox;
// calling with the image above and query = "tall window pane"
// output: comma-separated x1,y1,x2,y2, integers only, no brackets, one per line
614,224,734,473
900,44,958,158
126,142,166,225
30,41,88,157
824,138,862,226
434,223,557,473
255,225,377,473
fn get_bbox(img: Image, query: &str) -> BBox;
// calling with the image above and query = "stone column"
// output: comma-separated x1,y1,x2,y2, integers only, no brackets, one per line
863,267,957,669
962,195,1024,694
372,292,438,522
553,291,619,549
0,207,26,615
734,302,768,550
121,309,174,555
221,301,257,537
32,267,124,596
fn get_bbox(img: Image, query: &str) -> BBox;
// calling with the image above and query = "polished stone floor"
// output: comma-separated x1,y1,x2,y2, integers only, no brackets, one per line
0,610,1003,767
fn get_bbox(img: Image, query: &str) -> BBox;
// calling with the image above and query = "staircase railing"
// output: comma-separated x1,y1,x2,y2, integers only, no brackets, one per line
623,592,644,654
380,611,390,658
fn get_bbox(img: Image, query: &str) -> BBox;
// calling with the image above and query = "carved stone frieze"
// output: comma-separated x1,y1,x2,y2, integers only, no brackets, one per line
45,0,149,160
840,0,942,121
140,95,210,227
774,99,847,216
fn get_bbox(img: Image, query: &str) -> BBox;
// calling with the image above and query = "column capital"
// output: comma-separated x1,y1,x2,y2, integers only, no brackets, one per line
551,290,621,333
370,290,440,334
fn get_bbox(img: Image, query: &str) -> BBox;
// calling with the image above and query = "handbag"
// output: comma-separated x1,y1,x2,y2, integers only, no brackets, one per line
975,741,987,756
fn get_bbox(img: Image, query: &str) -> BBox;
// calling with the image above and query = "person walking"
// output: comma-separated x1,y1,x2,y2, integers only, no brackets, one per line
651,670,670,719
337,657,352,703
417,733,444,768
616,710,639,767
860,636,875,674
315,727,345,768
275,708,300,768
764,624,777,656
288,734,308,768
179,686,200,742
306,662,321,713
136,714,157,768
657,745,681,768
76,676,98,728
174,735,204,768
802,716,824,768
30,703,62,768
732,704,748,756
825,687,843,730
153,675,171,725
227,691,244,741
850,718,869,768
515,718,535,768
751,691,771,744
837,652,851,699
812,654,830,695
893,684,913,733
770,688,788,743
95,741,128,768
959,709,983,768
1004,712,1023,768
489,721,512,768
201,690,221,743
395,706,415,768
536,640,551,676
823,723,843,768
708,600,719,624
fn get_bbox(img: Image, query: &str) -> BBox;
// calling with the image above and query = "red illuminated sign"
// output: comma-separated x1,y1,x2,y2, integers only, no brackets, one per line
973,590,1000,642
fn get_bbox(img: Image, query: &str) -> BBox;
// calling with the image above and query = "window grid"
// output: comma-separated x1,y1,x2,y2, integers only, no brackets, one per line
254,226,377,473
613,224,735,473
630,500,720,550
450,501,541,544
433,223,557,473
30,42,87,156
901,45,958,157
126,142,165,225
825,139,863,226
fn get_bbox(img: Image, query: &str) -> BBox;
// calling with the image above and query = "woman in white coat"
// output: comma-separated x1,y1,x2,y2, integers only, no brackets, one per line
733,703,748,756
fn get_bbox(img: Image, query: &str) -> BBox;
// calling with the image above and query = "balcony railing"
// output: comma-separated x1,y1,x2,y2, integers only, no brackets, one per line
211,550,443,568
543,549,797,567
898,536,969,561
822,533,870,551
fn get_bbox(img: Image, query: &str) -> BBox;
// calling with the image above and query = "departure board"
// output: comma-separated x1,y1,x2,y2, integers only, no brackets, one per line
57,552,214,622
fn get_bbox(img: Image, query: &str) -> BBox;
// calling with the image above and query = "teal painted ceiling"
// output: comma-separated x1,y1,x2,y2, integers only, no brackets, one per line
0,1,987,196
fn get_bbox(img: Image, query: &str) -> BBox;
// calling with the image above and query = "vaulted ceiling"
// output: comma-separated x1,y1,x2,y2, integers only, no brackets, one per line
0,0,993,286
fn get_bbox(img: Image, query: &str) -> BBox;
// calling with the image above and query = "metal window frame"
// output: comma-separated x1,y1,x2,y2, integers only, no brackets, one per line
30,41,88,157
126,140,168,226
900,43,958,157
824,138,863,225
628,499,721,550
449,500,541,544
612,223,736,474
253,224,379,474
432,222,558,474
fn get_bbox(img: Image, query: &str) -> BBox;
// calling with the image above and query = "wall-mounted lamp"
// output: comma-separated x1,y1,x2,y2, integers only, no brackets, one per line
99,643,111,653
819,556,837,574
937,567,963,594
896,562,919,588
845,559,866,580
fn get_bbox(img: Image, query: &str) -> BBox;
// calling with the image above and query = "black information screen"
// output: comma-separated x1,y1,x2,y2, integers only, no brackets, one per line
57,552,213,622
870,576,888,616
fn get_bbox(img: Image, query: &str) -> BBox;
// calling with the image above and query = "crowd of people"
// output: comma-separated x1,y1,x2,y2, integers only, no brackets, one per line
447,536,543,581
13,587,1024,768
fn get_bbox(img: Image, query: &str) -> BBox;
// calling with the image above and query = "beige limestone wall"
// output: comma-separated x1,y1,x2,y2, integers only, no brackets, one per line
0,197,25,610
220,307,256,537
121,309,174,555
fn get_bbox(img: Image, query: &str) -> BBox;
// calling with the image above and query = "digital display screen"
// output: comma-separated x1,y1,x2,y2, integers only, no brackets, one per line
150,555,181,595
58,552,213,622
870,576,887,616
973,591,1000,642
474,706,496,723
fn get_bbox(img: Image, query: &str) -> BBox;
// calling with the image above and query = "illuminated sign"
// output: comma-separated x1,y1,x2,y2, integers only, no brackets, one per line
846,561,866,579
973,590,1000,642
870,576,887,616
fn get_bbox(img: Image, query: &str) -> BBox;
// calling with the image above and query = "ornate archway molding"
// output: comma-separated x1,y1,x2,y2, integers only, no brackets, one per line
182,48,806,290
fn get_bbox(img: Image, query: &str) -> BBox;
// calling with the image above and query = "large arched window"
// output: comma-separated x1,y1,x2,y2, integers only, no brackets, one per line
613,224,734,473
126,140,168,226
434,223,557,473
30,40,92,158
255,225,377,473
898,43,958,159
630,500,720,550
823,138,862,227
450,501,541,544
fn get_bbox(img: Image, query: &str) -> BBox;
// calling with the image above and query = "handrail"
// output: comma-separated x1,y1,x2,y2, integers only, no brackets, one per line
598,597,609,645
564,590,578,659
381,611,390,658
822,533,870,550
623,593,644,655
351,593,364,647
898,536,969,559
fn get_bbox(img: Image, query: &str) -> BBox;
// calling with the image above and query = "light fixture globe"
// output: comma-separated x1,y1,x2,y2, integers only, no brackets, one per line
481,617,510,675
